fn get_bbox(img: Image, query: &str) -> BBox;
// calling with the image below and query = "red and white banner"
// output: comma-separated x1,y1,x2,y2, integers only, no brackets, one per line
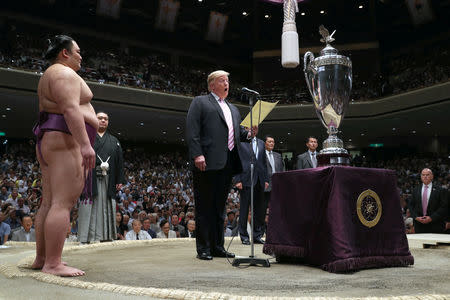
155,0,180,32
97,0,122,19
205,11,228,44
405,0,434,26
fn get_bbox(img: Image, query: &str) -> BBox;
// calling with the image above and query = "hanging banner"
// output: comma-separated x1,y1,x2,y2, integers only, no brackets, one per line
97,0,122,19
205,11,228,44
405,0,434,26
155,0,180,32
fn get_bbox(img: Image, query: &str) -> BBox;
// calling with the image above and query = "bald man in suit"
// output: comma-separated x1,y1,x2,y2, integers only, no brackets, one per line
409,168,448,233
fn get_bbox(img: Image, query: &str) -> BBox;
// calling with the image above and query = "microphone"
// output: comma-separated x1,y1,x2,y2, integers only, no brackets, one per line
241,87,260,95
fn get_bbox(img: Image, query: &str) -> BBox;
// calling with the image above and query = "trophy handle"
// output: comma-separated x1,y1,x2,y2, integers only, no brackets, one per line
303,51,316,101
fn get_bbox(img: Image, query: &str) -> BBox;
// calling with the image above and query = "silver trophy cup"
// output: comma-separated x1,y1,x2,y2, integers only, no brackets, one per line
304,26,352,166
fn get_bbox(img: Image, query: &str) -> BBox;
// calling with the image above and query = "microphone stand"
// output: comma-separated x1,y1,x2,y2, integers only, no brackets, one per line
232,90,270,268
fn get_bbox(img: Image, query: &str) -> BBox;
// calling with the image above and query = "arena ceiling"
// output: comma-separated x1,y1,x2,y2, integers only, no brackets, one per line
2,0,450,60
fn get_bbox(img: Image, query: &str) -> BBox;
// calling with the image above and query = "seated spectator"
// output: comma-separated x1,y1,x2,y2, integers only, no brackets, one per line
65,223,78,243
121,199,135,215
148,213,160,233
125,219,152,240
15,197,30,215
5,209,22,231
170,214,185,238
142,217,157,238
116,211,128,240
5,188,21,207
181,220,196,238
11,214,35,242
122,214,132,231
138,210,148,223
156,219,176,238
0,186,9,201
224,218,232,237
70,208,78,236
226,210,238,232
0,207,12,245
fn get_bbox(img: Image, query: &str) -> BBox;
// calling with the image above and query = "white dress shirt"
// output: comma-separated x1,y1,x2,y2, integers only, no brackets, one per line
125,230,152,240
266,150,276,173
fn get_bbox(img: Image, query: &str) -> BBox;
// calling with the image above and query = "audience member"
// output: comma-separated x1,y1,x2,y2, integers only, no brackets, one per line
11,214,36,242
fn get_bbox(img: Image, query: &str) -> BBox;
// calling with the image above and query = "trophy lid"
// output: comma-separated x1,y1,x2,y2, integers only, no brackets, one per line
318,25,339,56
320,44,338,56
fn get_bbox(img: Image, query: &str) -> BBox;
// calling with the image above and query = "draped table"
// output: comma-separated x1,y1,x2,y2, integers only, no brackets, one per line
262,166,414,272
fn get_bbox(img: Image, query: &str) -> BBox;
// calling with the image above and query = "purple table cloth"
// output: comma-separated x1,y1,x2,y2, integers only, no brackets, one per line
263,166,414,272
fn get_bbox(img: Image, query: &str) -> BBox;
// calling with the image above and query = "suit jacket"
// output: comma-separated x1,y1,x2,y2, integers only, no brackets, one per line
296,151,315,169
186,93,249,175
156,230,177,239
170,224,186,237
11,227,36,242
181,230,196,238
410,183,448,233
234,139,269,188
265,150,284,192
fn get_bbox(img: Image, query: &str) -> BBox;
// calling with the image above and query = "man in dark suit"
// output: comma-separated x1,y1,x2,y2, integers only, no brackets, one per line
186,70,255,260
234,137,269,245
296,136,319,169
263,135,285,234
409,168,448,233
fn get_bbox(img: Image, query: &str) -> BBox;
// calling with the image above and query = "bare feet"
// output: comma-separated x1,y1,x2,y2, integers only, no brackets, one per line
31,257,45,269
42,264,85,277
31,258,68,269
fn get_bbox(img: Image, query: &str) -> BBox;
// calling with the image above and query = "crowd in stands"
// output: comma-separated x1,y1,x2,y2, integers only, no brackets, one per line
1,25,449,105
0,140,448,245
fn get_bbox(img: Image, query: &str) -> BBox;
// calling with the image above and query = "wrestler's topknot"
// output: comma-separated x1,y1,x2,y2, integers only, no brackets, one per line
44,35,74,61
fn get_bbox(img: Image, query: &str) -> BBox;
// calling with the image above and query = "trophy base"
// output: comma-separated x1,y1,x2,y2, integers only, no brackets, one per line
317,152,351,167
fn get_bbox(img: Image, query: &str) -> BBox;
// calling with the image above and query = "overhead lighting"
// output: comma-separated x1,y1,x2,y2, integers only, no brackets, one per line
287,132,291,135
360,133,365,136
264,14,270,19
348,139,352,142
320,10,325,14
392,127,396,131
198,0,202,2
6,108,11,111
301,12,305,16
1,115,5,118
426,121,431,125
242,11,248,16
176,126,180,130
279,141,283,144
118,132,121,135
181,138,185,142
162,131,167,135
140,122,144,126
359,5,363,9
412,130,416,134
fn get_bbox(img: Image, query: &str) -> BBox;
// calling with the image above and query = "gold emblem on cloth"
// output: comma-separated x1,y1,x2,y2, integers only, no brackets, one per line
356,189,382,228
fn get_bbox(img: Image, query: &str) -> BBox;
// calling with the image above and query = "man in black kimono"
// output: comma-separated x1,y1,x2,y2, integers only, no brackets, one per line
78,112,125,243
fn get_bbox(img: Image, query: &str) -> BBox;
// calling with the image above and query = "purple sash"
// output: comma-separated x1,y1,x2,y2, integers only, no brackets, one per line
33,111,97,201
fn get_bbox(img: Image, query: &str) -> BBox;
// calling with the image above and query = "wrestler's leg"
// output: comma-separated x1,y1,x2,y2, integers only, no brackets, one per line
41,132,85,276
31,145,52,269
